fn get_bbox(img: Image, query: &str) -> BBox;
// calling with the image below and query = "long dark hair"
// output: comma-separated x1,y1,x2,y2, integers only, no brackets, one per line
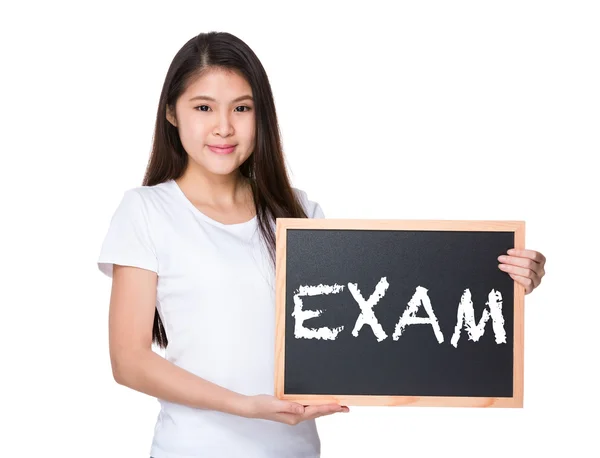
142,31,308,349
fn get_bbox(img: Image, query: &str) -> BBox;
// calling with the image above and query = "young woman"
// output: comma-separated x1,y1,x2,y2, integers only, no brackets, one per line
97,31,546,458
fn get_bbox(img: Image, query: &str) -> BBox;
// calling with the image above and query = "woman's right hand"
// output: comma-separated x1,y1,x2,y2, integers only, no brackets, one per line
239,394,350,425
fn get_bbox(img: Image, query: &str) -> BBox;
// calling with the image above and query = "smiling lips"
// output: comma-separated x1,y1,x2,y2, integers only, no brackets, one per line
208,144,236,154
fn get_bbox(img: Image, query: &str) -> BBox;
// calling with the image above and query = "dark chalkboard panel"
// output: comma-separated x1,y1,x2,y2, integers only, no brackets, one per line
274,219,525,408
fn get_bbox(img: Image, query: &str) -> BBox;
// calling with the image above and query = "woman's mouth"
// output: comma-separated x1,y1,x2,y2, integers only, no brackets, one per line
208,145,236,155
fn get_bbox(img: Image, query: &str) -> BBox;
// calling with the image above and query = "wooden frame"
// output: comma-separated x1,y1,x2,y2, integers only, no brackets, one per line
274,219,525,408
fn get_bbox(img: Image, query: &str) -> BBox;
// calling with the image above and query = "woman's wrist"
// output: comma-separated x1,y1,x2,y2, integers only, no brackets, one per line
223,391,251,417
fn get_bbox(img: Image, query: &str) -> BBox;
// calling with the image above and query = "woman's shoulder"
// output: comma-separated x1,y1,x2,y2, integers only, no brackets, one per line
126,180,171,197
109,181,175,225
120,181,173,206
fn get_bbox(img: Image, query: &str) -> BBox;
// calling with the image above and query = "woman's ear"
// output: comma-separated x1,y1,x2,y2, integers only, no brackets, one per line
166,105,177,127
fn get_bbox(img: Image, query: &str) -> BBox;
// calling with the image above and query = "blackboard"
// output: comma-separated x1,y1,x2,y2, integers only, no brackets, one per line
274,219,525,408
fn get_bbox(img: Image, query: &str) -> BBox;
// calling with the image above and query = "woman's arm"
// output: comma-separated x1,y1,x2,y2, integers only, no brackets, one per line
108,264,246,415
108,264,345,424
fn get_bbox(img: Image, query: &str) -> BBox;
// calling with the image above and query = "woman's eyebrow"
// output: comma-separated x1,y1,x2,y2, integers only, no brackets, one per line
188,95,253,102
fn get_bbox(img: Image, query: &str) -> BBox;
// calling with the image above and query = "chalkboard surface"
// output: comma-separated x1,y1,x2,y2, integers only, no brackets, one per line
274,219,525,408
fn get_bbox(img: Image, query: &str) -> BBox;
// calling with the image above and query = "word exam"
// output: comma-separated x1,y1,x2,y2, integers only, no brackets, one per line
291,277,507,348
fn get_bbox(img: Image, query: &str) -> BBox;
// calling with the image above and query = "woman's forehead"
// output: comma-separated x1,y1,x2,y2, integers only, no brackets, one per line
183,67,252,99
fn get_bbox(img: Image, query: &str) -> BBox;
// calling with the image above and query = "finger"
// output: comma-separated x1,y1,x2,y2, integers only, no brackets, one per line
499,256,545,280
507,249,546,265
316,405,350,416
498,263,539,279
312,411,343,420
509,273,537,294
498,255,539,271
274,404,345,425
303,405,344,420
303,404,344,418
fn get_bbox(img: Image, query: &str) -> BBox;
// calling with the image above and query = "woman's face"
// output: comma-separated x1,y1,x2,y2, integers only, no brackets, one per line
166,67,255,178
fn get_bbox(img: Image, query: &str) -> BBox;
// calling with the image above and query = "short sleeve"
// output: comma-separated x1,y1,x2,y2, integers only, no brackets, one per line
97,189,159,278
311,201,325,219
293,187,325,219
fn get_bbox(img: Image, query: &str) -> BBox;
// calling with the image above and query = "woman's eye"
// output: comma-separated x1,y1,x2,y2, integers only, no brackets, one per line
195,105,252,112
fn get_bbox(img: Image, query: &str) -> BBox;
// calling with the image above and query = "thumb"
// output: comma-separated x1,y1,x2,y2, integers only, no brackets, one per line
277,401,305,415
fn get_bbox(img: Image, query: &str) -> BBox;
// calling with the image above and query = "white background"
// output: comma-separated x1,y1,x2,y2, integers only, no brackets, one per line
2,1,599,457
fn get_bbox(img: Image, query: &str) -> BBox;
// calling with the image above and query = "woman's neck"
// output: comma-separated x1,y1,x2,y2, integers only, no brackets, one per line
175,168,253,211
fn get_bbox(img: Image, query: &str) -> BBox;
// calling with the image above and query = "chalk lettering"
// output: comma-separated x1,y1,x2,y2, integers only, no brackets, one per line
348,277,390,342
392,285,444,343
450,288,506,347
292,283,345,340
292,280,506,347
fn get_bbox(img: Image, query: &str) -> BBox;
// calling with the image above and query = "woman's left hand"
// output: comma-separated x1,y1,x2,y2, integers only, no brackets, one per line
498,249,546,295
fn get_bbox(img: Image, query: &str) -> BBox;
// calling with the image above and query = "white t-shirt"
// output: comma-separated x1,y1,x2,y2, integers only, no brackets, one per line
97,179,325,458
